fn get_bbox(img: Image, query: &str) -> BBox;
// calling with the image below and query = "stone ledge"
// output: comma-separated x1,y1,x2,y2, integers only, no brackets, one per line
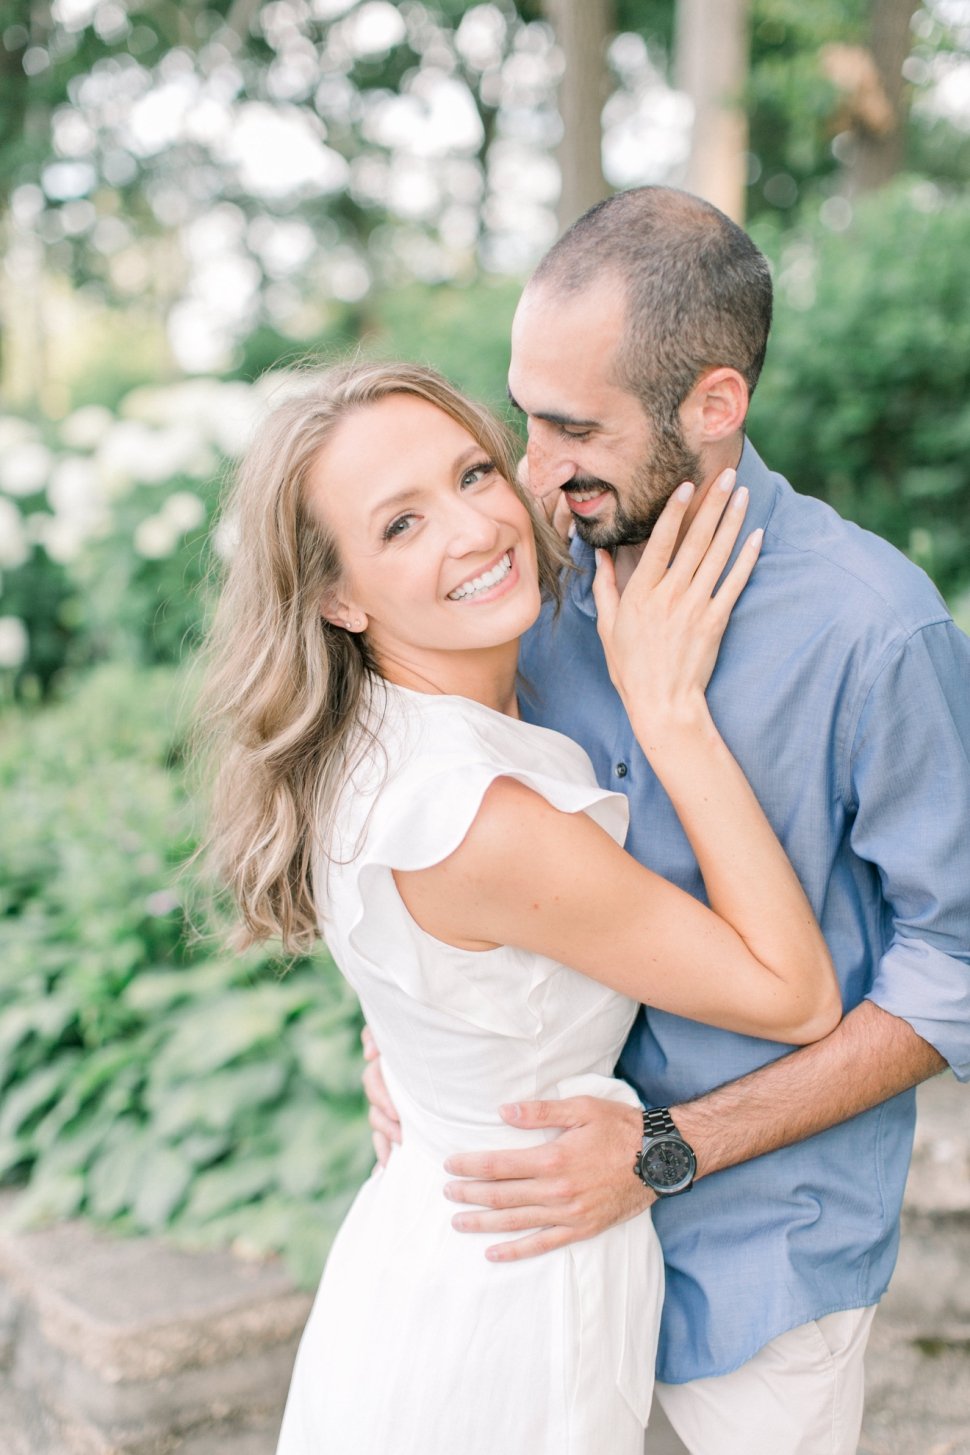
0,1206,310,1383
0,1198,310,1453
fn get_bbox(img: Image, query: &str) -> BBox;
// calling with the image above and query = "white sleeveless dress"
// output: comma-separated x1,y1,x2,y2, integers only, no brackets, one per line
275,683,664,1455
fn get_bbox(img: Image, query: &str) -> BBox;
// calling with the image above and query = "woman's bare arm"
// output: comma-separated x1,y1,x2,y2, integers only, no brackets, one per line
397,774,837,1044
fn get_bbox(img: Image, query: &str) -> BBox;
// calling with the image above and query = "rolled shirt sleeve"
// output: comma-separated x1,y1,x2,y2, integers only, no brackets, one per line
847,619,970,1078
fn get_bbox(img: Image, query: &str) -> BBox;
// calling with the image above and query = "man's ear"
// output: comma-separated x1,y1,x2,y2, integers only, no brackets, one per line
680,368,749,446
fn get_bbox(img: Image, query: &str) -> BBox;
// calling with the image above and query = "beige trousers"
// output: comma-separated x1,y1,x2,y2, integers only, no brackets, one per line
653,1306,877,1455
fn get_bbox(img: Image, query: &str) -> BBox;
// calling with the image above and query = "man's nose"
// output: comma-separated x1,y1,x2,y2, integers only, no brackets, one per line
525,430,576,501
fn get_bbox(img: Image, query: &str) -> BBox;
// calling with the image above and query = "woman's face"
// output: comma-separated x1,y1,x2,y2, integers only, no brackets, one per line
306,393,542,681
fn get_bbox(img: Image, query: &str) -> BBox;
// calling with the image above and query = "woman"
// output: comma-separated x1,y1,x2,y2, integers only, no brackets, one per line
198,361,840,1454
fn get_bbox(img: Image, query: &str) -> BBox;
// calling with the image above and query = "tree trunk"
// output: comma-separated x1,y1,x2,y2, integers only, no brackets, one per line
542,0,614,231
851,0,919,193
675,0,751,223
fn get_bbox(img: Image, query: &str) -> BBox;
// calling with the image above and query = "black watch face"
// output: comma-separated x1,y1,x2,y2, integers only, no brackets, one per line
643,1137,695,1191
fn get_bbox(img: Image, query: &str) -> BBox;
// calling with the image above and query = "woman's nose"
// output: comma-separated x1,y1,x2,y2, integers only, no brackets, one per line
447,498,500,555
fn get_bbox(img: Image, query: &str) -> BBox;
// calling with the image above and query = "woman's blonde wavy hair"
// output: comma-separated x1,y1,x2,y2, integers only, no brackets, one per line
196,359,569,955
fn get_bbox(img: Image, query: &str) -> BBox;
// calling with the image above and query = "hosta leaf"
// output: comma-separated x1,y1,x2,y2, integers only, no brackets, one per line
180,1156,280,1225
148,1060,289,1139
0,1055,81,1142
131,1145,194,1231
8,1171,86,1229
150,989,293,1081
86,1125,152,1220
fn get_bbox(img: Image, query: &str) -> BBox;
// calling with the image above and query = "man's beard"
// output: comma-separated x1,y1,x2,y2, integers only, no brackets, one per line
565,415,702,550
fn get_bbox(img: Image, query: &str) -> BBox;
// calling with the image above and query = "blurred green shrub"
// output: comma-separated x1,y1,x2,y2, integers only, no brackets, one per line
750,184,970,600
0,663,370,1285
0,282,519,702
0,384,240,698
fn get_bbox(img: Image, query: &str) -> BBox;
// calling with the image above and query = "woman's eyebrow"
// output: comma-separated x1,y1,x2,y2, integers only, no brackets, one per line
367,447,484,524
368,487,420,524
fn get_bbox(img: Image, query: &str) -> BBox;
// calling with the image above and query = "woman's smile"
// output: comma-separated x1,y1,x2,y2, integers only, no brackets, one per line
447,548,518,603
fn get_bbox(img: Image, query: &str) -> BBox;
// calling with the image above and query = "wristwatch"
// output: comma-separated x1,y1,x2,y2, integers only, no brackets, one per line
634,1107,697,1197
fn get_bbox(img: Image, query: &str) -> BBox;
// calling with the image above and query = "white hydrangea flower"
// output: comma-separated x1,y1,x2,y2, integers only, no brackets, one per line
60,405,115,451
134,514,180,559
97,420,208,490
207,381,260,457
0,498,30,569
162,490,207,533
211,512,240,560
0,616,28,669
0,417,38,455
0,441,52,497
33,514,87,564
48,455,105,521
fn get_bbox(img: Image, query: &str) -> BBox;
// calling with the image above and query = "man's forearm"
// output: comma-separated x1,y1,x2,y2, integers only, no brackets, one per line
672,1000,946,1179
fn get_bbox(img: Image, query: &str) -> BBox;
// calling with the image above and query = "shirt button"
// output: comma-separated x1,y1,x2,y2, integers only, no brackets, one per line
615,762,628,778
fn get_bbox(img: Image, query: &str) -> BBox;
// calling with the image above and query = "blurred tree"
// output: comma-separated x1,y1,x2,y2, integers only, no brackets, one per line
1,0,968,405
843,0,921,193
0,1,561,393
618,0,970,219
541,0,612,228
675,0,752,221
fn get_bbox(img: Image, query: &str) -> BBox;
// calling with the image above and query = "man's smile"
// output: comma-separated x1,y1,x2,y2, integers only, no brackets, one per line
562,479,614,516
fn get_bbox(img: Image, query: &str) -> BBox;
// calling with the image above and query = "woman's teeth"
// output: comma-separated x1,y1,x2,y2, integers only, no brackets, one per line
448,551,512,601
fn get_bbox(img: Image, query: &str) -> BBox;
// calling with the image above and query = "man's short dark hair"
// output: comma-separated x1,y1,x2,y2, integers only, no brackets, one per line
530,186,773,423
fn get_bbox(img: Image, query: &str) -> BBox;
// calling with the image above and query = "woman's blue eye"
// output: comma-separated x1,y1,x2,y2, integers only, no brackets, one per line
383,515,413,541
461,460,496,488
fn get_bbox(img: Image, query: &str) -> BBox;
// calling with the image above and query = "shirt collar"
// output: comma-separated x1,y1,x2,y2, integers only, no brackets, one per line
566,437,780,619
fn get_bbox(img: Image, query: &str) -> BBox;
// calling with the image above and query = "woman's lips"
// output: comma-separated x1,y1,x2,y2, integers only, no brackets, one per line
447,548,519,604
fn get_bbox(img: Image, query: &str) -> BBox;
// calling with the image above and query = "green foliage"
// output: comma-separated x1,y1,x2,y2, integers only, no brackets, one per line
750,184,970,600
0,664,370,1285
365,279,521,418
0,281,518,701
744,0,866,216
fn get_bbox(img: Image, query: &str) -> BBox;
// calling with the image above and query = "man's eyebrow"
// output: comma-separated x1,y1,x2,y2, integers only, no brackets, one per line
535,410,601,430
505,386,599,431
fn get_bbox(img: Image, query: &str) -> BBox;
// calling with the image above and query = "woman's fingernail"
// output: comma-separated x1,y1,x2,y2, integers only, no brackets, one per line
747,527,764,549
502,1103,521,1121
718,469,736,492
675,481,695,502
730,486,749,509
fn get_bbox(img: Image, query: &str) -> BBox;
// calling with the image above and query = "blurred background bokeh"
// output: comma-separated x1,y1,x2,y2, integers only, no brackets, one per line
1,0,969,1285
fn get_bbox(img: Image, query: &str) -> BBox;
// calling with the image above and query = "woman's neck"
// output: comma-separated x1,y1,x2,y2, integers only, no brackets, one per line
375,641,521,718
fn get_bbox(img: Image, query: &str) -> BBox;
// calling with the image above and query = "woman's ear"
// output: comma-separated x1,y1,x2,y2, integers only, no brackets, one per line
320,593,368,634
680,368,749,446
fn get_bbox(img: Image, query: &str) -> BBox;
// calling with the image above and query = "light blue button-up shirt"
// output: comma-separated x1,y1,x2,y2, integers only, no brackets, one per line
518,440,970,1384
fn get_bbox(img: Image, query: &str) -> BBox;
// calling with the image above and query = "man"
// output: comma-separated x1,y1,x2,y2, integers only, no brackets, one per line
364,186,970,1454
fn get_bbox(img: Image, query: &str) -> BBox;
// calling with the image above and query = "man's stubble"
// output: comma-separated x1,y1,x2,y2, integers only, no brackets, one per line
568,413,702,551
